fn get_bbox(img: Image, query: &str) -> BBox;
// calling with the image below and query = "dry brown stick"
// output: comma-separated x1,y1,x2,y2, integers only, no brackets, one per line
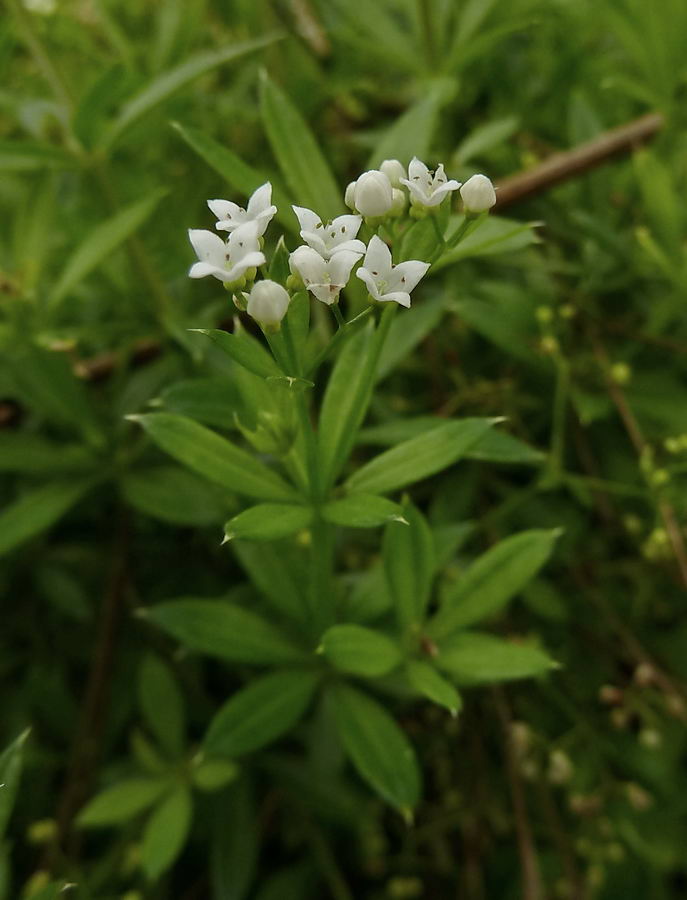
494,112,665,209
493,688,544,900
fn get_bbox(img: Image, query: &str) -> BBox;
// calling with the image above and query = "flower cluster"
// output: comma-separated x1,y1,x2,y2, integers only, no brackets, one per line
188,158,496,329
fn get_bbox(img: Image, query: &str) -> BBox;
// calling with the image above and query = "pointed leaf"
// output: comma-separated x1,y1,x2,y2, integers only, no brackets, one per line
435,632,556,684
405,661,461,715
138,655,185,757
367,84,447,168
191,329,282,380
232,540,306,622
224,503,312,541
383,501,435,629
0,730,29,839
320,625,402,677
141,786,192,880
78,778,170,826
322,494,405,528
0,480,93,557
211,779,258,900
121,466,232,526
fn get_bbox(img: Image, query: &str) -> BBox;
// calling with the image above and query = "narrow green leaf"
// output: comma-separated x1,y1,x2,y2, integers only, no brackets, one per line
211,779,258,900
429,529,561,638
405,661,462,715
367,84,447,168
383,502,435,630
141,786,192,880
0,730,29,839
0,480,93,557
434,217,539,269
320,625,402,677
0,433,95,474
259,73,342,221
191,329,282,380
145,599,307,665
173,123,294,231
435,632,557,684
158,377,238,428
104,35,281,146
346,418,497,495
326,683,421,815
322,494,405,528
376,295,445,381
465,429,544,465
454,116,519,165
0,140,76,172
77,778,170,826
121,466,233,526
192,758,239,792
133,413,299,502
205,670,319,757
224,503,312,542
50,189,166,306
138,655,185,757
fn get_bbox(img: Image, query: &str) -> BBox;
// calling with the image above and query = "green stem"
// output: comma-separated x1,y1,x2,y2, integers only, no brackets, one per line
545,356,569,485
309,516,335,634
331,303,346,329
305,306,373,378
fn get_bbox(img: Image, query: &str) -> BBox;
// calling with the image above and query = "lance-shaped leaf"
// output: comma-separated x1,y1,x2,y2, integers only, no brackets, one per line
429,529,561,639
0,434,95,475
158,377,239,428
224,503,313,542
405,661,462,716
205,670,320,757
144,600,307,665
346,418,497,496
435,632,557,684
383,502,435,630
211,778,258,900
191,329,282,380
173,122,294,231
50,189,166,307
319,625,402,677
232,540,306,623
326,683,421,817
141,785,192,880
322,494,406,528
259,73,342,221
367,84,447,169
0,730,29,839
0,479,94,557
78,778,170,826
121,466,233,526
138,655,185,757
132,413,299,502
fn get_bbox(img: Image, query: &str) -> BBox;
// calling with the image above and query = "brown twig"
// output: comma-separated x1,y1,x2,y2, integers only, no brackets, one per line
495,113,665,209
288,0,331,57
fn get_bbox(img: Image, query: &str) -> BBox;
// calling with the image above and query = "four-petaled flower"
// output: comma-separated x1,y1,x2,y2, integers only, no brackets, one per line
208,182,277,237
292,207,365,260
356,235,429,308
188,221,265,283
400,157,461,208
289,245,361,305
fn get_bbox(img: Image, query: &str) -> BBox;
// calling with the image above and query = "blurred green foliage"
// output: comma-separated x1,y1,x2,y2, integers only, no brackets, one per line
2,0,687,898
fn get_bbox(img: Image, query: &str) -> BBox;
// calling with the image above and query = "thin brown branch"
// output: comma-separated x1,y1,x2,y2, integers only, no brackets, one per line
495,113,665,210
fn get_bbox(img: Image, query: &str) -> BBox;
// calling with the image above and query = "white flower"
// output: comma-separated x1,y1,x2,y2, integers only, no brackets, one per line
246,280,290,327
292,207,365,260
344,181,356,210
289,245,360,305
207,182,277,237
352,170,393,217
460,174,496,212
400,157,461,208
188,221,265,283
380,159,406,188
356,235,429,308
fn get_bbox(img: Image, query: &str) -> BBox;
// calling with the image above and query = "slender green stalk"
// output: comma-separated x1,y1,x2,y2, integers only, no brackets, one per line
332,303,346,328
544,356,569,485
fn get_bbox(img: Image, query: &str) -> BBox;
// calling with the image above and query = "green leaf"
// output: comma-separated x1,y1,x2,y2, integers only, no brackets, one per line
0,433,95,474
326,683,421,816
121,466,233,526
0,140,76,172
77,778,170,826
399,217,440,264
367,83,448,168
103,35,281,146
138,655,185,757
0,480,93,557
191,329,282,380
211,779,258,900
435,217,539,269
145,599,307,665
435,632,556,684
259,73,342,221
141,785,192,880
322,494,406,528
224,503,312,542
454,116,519,164
192,758,239,792
429,529,561,638
133,413,299,502
158,377,238,428
269,236,291,284
383,502,435,630
0,730,29,839
50,189,166,306
320,625,402,677
405,661,462,715
343,562,392,624
173,123,294,231
346,418,497,495
205,670,319,757
232,540,306,622
376,295,445,381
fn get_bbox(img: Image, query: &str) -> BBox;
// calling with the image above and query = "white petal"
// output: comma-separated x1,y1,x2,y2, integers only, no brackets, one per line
189,261,221,279
431,179,461,202
246,182,273,216
379,290,411,308
328,238,365,258
356,267,382,301
208,199,244,228
308,282,341,305
300,231,328,257
400,178,430,205
328,250,360,286
225,251,266,282
361,235,392,279
330,214,363,240
228,220,261,258
292,205,322,233
289,245,328,284
407,157,430,182
387,260,430,293
188,229,227,267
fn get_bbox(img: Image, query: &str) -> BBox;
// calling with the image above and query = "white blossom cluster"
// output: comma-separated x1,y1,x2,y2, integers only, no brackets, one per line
188,158,495,328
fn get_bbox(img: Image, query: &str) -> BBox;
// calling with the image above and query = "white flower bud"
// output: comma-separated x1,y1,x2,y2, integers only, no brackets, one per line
353,170,393,217
460,174,496,213
390,188,407,217
246,280,290,329
344,181,356,210
380,158,406,188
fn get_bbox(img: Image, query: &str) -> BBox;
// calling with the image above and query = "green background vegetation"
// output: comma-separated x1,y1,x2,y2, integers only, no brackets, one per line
2,0,687,897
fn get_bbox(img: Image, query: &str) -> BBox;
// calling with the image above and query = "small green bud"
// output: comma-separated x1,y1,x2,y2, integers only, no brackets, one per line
536,305,554,324
610,362,632,385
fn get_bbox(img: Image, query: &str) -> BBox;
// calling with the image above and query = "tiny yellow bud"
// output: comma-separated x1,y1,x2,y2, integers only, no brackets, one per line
536,305,554,324
540,336,559,355
650,468,669,487
610,362,631,385
26,818,58,844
